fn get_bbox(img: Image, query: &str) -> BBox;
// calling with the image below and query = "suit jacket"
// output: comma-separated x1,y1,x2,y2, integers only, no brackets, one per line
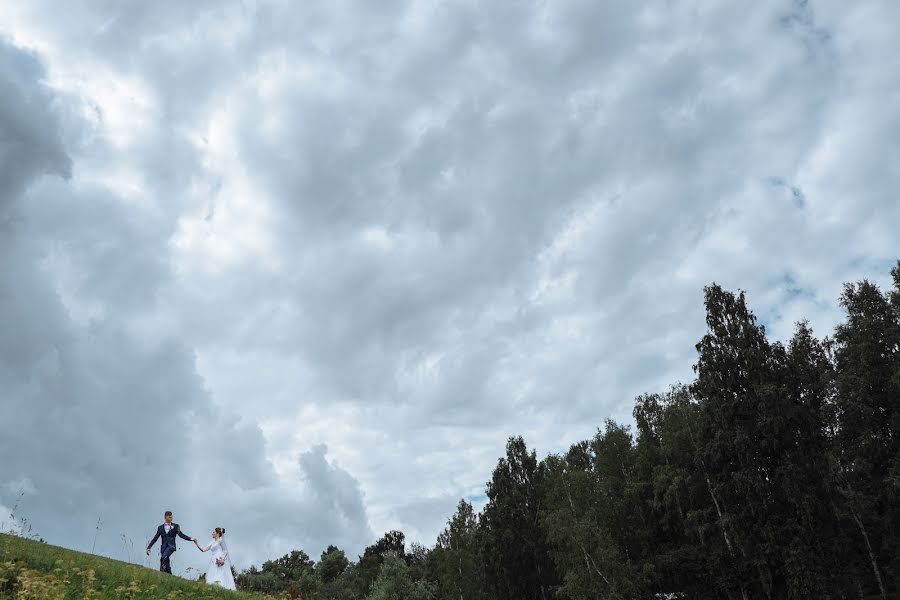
147,523,192,555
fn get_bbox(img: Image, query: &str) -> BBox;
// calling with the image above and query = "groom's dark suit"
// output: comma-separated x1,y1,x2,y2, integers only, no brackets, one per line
147,523,193,574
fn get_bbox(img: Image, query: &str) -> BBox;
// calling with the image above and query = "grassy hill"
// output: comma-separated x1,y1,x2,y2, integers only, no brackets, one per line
0,532,268,599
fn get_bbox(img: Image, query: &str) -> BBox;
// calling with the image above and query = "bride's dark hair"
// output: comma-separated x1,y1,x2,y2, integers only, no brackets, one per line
215,527,225,537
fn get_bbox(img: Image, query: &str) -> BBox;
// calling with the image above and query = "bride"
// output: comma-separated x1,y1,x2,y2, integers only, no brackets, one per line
194,527,236,590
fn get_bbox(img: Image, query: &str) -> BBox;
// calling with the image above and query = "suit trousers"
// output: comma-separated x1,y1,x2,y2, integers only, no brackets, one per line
160,546,176,574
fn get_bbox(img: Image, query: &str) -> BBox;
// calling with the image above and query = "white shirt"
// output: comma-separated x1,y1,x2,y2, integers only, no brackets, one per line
164,523,172,533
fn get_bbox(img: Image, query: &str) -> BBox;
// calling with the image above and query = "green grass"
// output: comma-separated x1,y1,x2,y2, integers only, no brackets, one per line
0,532,270,599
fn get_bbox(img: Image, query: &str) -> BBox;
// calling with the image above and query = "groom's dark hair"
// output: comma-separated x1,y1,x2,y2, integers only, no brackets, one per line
164,511,173,517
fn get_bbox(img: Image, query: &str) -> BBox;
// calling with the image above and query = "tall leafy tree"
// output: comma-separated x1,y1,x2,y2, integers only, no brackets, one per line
830,272,900,597
776,322,846,597
542,421,651,600
480,436,558,600
431,499,488,600
689,283,892,599
691,286,771,598
633,387,729,598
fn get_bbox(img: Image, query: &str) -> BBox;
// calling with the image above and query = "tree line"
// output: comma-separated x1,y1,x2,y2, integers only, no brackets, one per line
237,262,900,599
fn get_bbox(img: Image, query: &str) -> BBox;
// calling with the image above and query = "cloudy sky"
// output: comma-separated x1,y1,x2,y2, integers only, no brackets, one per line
1,0,898,576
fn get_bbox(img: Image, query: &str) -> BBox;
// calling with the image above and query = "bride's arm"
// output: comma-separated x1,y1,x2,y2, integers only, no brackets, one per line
194,539,209,552
220,539,229,561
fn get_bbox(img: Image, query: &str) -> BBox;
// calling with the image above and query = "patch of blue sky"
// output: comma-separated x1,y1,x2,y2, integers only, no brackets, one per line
766,177,806,209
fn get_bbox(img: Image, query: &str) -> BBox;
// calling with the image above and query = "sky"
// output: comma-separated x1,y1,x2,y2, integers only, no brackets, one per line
1,0,899,577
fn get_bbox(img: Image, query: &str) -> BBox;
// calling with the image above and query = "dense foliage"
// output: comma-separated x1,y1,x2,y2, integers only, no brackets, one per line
233,263,900,599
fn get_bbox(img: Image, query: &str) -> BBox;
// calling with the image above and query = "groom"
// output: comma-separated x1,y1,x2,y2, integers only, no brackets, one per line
145,511,196,574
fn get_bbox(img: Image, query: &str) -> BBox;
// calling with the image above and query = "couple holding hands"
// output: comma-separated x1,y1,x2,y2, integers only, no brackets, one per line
146,510,236,590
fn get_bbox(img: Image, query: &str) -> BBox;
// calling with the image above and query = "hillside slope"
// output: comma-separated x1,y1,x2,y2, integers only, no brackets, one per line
0,533,266,599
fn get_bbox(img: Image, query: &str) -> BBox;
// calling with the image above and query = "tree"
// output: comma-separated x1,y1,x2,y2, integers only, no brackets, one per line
357,530,408,596
480,436,558,600
774,321,848,597
688,284,882,599
690,285,778,598
239,548,319,596
405,542,432,585
633,387,730,599
261,548,316,581
367,553,435,600
319,545,350,584
830,272,900,598
431,499,487,600
542,422,651,600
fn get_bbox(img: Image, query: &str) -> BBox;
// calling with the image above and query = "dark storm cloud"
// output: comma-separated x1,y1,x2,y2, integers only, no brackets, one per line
0,36,371,571
298,445,372,545
0,39,70,206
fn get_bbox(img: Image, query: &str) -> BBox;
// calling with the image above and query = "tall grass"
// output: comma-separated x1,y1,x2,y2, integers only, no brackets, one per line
0,533,270,599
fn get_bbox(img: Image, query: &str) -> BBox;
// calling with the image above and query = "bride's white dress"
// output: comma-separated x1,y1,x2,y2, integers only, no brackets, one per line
202,537,236,590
